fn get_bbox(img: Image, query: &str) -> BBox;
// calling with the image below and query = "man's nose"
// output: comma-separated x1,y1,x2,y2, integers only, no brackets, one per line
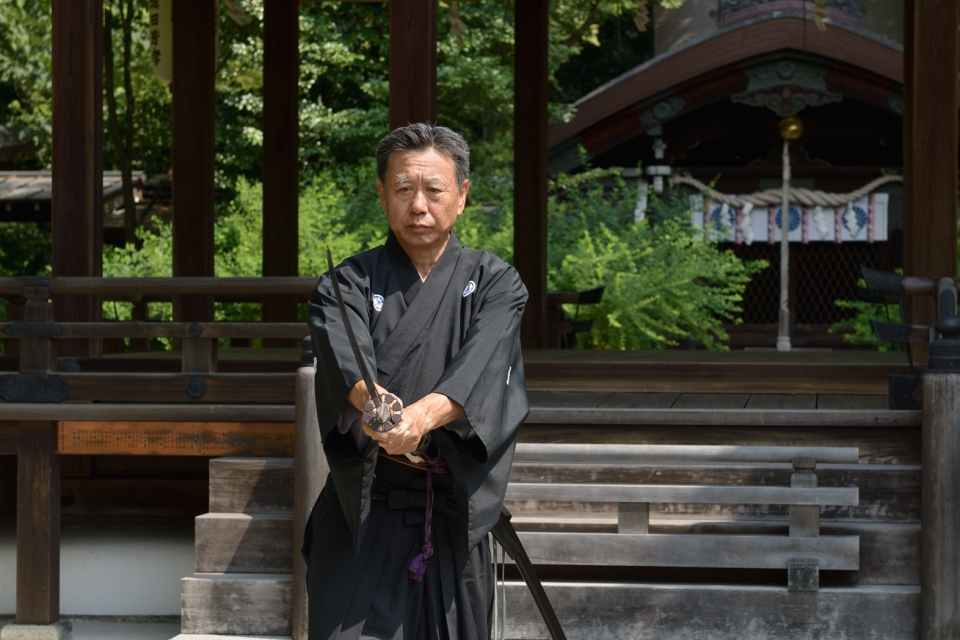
411,189,428,213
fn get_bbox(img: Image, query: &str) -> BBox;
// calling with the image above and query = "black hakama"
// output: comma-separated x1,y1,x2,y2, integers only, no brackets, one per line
304,232,528,640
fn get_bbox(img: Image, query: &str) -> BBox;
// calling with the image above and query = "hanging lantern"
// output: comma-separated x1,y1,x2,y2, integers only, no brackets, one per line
148,0,172,84
779,116,803,141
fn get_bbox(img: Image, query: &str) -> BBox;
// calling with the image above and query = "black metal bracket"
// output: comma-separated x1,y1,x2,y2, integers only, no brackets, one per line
186,376,208,399
870,320,913,344
888,375,921,410
0,372,69,403
860,266,905,297
1,322,65,339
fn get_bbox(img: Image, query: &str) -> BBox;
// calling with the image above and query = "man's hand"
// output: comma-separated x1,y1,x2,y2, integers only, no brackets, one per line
362,392,464,456
347,379,392,414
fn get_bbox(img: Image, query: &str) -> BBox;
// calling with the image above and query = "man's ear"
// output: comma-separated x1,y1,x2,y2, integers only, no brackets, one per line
457,179,470,215
377,179,386,214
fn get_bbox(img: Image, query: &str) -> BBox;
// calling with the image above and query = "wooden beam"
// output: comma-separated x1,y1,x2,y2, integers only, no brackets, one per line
58,421,294,456
513,531,859,570
523,407,920,427
514,0,549,349
903,0,957,368
172,0,216,324
262,0,300,347
388,0,437,129
506,482,858,506
0,403,294,422
59,371,295,403
513,443,860,464
51,0,103,358
16,421,60,624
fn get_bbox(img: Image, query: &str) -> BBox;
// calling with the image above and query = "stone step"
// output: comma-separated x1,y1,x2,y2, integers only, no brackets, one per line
209,457,294,514
195,513,293,574
181,573,292,637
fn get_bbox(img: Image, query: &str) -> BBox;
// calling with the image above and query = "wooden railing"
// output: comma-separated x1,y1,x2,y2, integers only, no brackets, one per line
0,276,317,629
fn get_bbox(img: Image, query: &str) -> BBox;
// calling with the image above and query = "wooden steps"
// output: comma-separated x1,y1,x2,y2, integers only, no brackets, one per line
500,583,920,639
522,350,914,395
181,457,295,637
181,573,291,636
178,399,921,638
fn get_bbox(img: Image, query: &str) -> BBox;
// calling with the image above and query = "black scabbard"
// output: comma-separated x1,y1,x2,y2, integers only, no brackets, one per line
490,506,567,640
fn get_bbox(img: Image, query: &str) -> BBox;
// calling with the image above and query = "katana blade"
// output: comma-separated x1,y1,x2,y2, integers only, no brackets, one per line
326,247,401,431
491,506,567,640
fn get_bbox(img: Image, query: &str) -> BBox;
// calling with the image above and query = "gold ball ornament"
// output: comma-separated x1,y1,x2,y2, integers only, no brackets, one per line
779,117,803,140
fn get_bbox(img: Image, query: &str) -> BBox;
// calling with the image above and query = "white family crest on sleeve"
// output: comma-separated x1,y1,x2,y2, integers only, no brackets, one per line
372,294,384,312
462,280,476,297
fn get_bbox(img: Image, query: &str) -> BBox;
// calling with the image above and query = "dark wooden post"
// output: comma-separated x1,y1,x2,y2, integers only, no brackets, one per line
903,0,958,365
514,0,549,349
262,0,300,347
172,0,216,335
51,0,103,359
921,278,960,639
16,421,61,625
389,0,437,129
16,287,61,625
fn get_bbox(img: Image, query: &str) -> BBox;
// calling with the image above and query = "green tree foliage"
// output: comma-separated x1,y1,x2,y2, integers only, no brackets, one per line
0,0,53,167
549,181,767,349
3,1,773,350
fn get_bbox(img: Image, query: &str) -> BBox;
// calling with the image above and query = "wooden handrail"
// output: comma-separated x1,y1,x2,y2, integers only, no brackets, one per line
0,276,320,297
0,321,307,340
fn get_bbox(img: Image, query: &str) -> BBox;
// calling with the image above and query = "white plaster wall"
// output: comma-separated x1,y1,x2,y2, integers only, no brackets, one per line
0,526,194,616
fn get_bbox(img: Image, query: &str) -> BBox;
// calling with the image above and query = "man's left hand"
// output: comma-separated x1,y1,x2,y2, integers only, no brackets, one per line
362,392,464,456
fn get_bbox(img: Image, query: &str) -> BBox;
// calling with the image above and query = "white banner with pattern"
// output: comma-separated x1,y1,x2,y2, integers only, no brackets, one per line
689,193,888,245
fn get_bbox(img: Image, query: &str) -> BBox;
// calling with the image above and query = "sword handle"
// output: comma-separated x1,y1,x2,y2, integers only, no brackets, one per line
363,392,403,432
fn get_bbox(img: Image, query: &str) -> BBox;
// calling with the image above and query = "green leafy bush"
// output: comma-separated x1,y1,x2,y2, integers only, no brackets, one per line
550,184,768,350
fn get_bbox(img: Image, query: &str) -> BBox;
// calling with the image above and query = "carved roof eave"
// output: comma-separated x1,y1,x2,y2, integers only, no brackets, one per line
547,15,909,156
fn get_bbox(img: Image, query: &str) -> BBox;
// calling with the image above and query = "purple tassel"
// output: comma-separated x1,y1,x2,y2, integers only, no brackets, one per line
408,454,448,581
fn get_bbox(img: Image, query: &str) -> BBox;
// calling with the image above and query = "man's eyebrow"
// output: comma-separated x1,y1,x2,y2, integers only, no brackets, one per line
392,175,447,186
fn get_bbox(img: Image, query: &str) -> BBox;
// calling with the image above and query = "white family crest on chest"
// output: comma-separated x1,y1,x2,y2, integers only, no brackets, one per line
372,294,384,312
462,280,476,297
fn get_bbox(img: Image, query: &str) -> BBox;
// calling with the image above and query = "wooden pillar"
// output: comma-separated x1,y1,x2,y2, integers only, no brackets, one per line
15,288,60,625
514,0,549,349
262,0,300,347
16,421,61,625
172,0,216,326
922,363,960,637
51,0,103,358
389,0,437,129
293,365,327,640
903,0,958,365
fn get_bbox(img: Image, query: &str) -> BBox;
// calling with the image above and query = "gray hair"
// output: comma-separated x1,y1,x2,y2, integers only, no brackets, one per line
376,123,470,191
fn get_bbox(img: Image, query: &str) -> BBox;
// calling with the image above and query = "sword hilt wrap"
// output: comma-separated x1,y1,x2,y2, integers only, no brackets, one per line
363,393,403,432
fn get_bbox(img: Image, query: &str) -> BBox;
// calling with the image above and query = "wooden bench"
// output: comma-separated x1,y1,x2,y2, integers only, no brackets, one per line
506,443,860,591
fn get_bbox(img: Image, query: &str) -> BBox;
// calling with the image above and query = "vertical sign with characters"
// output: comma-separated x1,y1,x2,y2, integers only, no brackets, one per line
149,0,172,84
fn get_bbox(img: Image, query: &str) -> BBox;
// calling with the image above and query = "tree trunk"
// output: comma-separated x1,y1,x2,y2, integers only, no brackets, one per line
103,0,138,246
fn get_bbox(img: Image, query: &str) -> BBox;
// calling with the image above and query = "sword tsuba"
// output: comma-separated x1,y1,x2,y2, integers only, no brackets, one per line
363,392,403,432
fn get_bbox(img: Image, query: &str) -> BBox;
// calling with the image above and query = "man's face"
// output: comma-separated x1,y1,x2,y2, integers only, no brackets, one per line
377,148,469,259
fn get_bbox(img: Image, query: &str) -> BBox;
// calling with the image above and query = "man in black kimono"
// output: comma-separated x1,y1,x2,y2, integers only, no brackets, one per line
303,123,529,640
